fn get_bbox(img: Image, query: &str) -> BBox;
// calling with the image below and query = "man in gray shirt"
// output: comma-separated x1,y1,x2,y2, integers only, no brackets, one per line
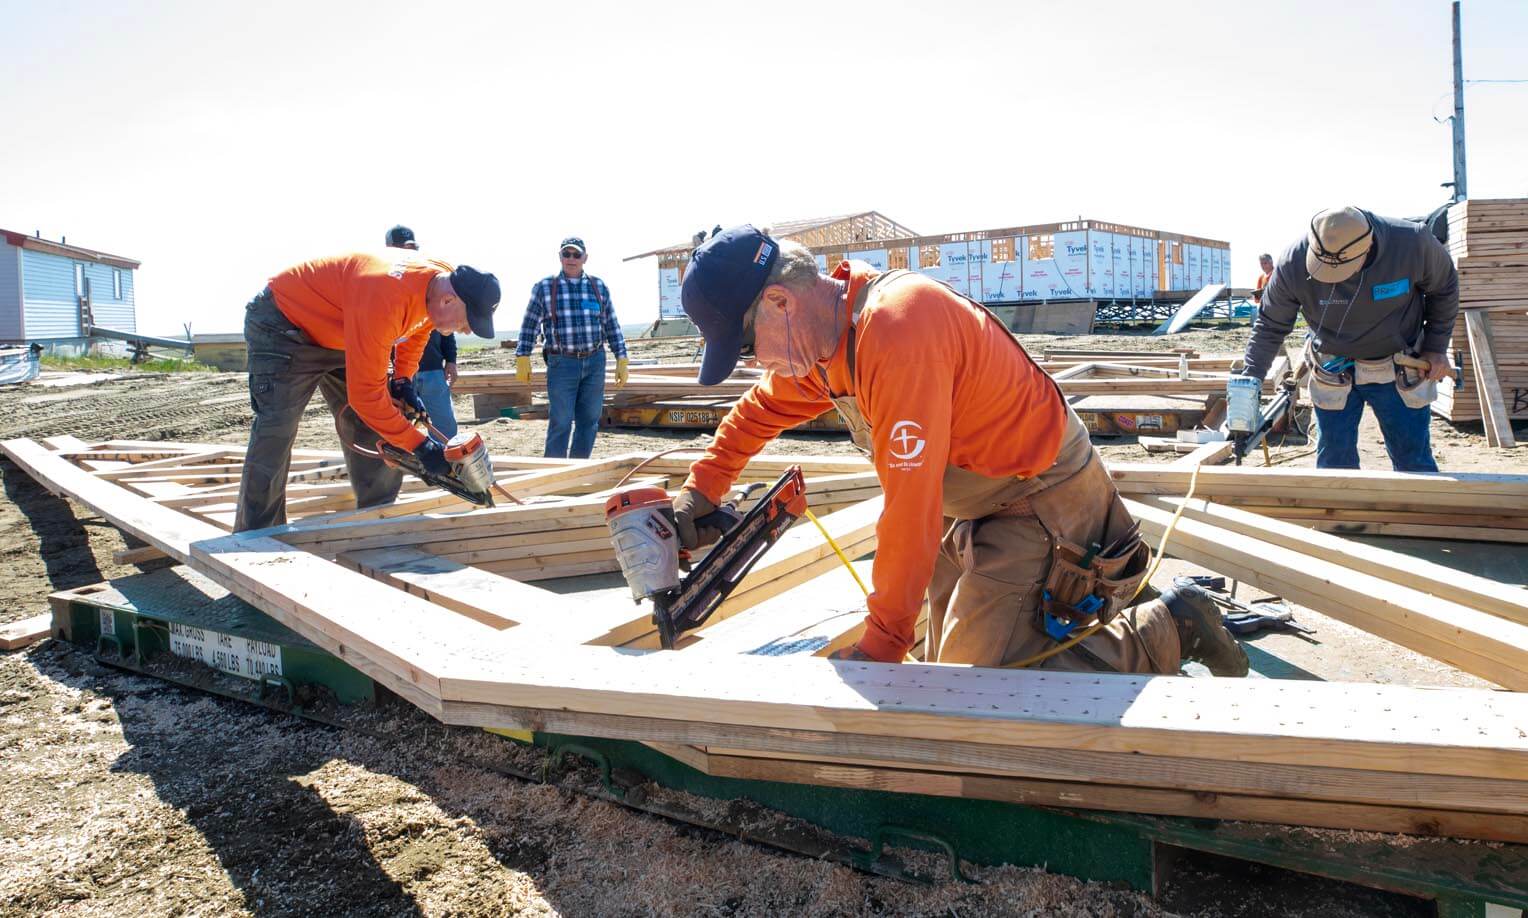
1239,206,1458,471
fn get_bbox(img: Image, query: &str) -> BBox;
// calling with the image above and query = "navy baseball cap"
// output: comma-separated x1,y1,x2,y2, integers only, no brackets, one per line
682,225,779,385
385,225,416,248
560,236,586,255
450,265,500,338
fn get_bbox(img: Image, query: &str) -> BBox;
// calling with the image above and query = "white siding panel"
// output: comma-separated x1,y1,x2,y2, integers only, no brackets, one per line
84,261,135,333
21,250,81,338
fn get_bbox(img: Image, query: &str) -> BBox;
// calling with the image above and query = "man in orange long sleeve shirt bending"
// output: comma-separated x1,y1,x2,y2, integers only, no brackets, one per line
235,251,499,532
673,226,1245,674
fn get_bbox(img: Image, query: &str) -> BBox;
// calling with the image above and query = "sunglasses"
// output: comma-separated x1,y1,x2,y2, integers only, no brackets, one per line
560,249,584,259
1309,216,1372,267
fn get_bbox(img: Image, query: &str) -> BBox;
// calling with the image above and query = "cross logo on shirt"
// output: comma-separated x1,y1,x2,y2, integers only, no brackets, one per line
888,420,926,461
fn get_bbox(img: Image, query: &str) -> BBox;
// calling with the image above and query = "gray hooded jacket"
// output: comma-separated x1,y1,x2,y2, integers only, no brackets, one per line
1242,212,1459,379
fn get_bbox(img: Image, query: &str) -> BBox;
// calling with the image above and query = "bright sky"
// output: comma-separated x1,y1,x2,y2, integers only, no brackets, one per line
2,0,1525,336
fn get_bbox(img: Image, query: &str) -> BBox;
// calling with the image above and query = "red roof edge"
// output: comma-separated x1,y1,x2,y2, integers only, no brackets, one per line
0,228,142,269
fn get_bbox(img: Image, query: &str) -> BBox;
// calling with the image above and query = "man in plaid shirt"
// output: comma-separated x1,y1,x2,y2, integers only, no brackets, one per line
515,236,630,458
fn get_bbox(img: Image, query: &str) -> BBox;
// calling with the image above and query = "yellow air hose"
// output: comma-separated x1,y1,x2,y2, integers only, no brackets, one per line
804,507,870,598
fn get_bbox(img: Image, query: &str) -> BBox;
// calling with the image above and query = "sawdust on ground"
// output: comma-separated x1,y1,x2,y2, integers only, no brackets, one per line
0,324,1510,916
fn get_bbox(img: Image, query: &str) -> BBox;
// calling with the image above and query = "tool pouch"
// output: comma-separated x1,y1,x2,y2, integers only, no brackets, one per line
1393,356,1438,409
1025,452,1152,630
1040,532,1150,627
1305,341,1354,411
1353,355,1397,386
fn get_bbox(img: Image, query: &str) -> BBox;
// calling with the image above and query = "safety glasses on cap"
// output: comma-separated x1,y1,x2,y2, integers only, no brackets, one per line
1309,215,1373,267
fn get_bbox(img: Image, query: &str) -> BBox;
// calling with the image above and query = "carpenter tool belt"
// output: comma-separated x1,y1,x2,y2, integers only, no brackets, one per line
992,454,1152,642
1038,527,1150,642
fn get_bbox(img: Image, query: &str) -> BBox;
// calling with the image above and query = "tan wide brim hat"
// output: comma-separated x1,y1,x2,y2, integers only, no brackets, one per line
1305,206,1373,283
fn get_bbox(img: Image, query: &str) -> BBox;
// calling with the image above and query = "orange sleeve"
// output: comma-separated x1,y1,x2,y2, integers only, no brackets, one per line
854,331,954,663
393,327,431,380
683,373,834,503
343,279,425,451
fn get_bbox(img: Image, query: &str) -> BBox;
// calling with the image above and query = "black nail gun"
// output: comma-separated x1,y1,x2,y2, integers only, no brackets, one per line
606,466,809,649
373,436,497,507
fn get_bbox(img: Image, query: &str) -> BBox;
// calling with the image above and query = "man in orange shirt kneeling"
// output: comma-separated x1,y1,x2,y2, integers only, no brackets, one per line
235,251,499,532
673,226,1246,675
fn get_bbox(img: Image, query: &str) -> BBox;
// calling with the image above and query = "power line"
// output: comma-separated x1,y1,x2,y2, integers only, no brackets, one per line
1465,78,1528,84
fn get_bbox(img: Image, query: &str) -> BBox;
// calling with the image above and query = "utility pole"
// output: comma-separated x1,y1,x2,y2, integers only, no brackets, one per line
1451,0,1468,202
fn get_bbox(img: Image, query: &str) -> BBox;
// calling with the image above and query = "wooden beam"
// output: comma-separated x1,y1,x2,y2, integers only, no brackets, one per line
113,545,169,565
441,700,1528,814
338,547,584,630
1,438,225,564
1464,309,1517,448
693,750,1528,845
1128,498,1528,688
1154,496,1528,627
188,533,500,715
1111,463,1528,513
0,613,52,650
1170,439,1234,466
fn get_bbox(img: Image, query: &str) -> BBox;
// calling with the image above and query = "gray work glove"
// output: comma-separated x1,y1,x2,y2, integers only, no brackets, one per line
671,487,723,551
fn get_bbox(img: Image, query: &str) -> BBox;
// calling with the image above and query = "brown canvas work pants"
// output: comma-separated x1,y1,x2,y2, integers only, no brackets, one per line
925,413,1181,672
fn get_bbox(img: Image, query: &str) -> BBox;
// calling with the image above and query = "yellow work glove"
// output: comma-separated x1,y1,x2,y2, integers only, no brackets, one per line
515,355,532,384
614,357,629,390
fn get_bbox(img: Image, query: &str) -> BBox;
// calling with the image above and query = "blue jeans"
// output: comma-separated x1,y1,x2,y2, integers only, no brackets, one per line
544,352,605,458
1313,381,1438,472
414,369,458,441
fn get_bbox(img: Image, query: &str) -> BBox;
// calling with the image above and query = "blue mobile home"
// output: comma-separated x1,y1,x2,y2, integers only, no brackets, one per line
0,229,139,352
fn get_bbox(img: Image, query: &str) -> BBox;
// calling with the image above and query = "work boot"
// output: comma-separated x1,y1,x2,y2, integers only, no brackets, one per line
1159,582,1250,677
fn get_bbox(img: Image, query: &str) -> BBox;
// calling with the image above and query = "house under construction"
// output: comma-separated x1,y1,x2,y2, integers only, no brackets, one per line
626,211,1232,333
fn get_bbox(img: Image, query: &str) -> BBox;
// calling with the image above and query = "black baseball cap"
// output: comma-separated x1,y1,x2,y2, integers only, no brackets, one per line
560,236,586,255
450,265,500,338
681,225,779,385
385,225,416,248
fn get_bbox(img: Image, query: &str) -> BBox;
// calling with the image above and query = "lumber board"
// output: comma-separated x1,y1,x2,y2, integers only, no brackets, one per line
1156,497,1528,627
692,750,1528,845
1465,309,1517,447
440,700,1528,814
1129,498,1528,688
1300,518,1528,544
113,544,170,565
338,546,582,630
188,533,498,713
1,439,224,564
95,449,235,478
1110,463,1528,512
0,613,53,651
440,643,1528,781
1170,439,1234,466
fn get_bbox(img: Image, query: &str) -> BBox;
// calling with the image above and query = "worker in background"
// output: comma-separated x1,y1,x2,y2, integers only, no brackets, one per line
1251,252,1274,306
235,251,499,531
672,225,1247,675
385,225,461,442
1237,207,1458,472
514,236,629,458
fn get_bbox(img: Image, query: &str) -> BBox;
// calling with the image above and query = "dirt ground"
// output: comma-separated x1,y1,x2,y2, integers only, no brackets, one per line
0,325,1516,916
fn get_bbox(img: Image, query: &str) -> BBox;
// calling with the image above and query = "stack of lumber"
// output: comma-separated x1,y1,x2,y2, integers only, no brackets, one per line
1434,198,1528,445
12,436,1528,844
